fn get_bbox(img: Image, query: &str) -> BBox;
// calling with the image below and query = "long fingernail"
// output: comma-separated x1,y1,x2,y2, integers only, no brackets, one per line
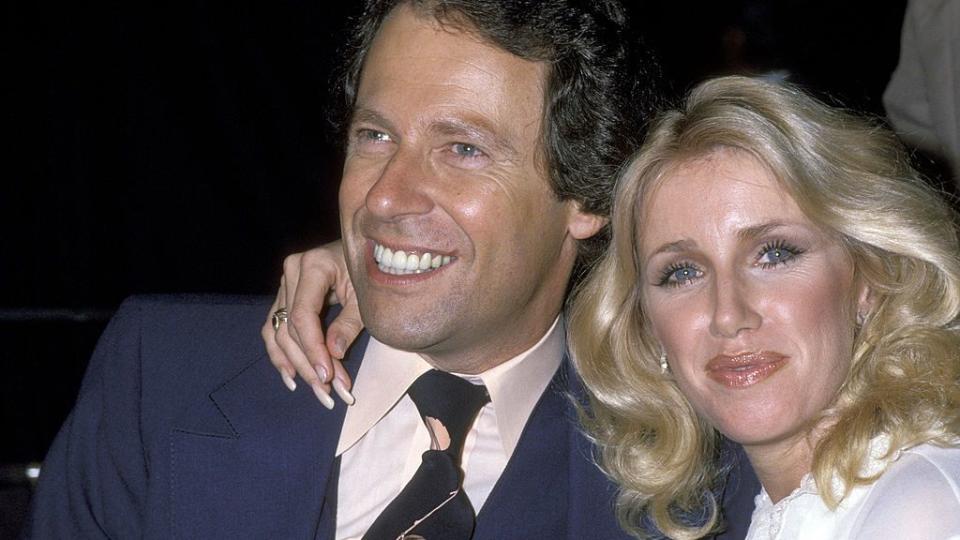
332,378,355,405
333,337,347,358
312,384,335,410
281,371,297,392
315,365,329,383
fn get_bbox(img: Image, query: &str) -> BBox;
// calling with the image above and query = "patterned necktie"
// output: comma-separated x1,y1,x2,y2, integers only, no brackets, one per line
363,369,490,540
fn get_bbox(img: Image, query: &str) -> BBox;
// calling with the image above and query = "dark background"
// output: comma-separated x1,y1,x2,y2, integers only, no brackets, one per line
1,0,907,535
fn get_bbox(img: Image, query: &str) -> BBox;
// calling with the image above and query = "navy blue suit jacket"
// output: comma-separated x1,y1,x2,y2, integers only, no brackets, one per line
26,295,758,538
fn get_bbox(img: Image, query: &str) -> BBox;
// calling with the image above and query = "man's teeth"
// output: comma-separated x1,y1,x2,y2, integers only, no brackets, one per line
373,243,453,275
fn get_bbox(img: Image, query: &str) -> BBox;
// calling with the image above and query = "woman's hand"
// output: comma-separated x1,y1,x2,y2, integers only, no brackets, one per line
261,241,364,409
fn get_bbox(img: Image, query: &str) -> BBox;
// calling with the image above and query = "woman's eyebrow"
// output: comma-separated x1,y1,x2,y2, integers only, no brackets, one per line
736,221,787,242
648,238,697,258
736,220,820,243
645,221,806,260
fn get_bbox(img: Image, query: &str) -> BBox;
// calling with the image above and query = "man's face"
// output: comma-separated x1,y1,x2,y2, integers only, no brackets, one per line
339,5,602,373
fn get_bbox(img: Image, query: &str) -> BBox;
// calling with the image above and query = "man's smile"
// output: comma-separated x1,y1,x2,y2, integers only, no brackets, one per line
373,240,455,275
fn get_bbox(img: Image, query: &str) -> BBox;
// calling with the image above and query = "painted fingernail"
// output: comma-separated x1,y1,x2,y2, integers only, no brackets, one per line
332,378,355,405
333,337,347,358
281,371,297,392
312,384,335,410
315,365,329,383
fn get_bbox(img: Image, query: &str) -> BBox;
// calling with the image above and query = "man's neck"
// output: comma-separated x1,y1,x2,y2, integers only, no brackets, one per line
419,314,563,374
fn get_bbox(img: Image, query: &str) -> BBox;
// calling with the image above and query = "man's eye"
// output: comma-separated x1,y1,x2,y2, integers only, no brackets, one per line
451,142,484,158
356,129,391,143
656,263,703,287
757,241,804,268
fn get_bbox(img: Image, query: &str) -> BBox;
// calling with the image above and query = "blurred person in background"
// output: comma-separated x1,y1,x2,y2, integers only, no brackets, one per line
884,0,960,186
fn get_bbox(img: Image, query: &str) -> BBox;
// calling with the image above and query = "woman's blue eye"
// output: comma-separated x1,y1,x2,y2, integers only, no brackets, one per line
757,241,803,268
657,263,703,287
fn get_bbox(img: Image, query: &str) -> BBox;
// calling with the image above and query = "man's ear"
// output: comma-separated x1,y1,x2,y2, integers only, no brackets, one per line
567,202,607,240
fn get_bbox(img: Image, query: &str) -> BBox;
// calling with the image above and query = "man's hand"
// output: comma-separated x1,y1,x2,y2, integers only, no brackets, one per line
261,241,364,408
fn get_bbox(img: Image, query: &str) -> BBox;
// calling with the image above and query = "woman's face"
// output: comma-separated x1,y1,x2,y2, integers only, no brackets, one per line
639,148,867,451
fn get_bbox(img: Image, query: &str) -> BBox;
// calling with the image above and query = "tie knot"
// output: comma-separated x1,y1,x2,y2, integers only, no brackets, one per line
407,370,490,460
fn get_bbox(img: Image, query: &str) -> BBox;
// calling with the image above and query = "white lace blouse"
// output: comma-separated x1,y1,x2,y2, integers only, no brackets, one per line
745,439,960,540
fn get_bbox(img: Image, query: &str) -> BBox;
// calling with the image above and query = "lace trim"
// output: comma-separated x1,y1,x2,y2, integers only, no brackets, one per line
749,435,902,539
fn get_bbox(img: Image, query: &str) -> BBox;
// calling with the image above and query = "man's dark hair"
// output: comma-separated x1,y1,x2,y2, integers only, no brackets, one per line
334,0,663,280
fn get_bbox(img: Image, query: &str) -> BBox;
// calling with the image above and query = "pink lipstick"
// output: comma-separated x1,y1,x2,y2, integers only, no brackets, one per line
705,351,788,388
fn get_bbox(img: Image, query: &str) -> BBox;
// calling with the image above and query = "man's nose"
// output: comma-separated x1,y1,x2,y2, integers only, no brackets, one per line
709,275,762,339
364,148,434,220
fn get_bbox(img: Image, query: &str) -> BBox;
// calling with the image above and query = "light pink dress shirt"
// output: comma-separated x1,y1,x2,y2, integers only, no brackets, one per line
334,317,566,540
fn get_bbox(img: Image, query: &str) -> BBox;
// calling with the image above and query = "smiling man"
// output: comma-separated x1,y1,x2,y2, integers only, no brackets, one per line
325,4,613,538
27,1,757,538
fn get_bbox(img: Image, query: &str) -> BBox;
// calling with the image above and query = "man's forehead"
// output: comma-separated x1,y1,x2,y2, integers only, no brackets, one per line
361,5,547,91
371,9,545,65
376,4,508,59
352,5,547,145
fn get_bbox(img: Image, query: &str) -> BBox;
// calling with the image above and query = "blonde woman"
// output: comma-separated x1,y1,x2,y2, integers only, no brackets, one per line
569,76,960,538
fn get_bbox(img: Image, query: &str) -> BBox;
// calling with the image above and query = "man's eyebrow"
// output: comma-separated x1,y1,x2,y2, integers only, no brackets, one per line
428,118,519,158
350,109,521,159
350,108,397,134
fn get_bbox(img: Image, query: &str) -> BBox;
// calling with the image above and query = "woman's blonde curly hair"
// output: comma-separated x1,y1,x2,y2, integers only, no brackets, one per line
568,75,960,539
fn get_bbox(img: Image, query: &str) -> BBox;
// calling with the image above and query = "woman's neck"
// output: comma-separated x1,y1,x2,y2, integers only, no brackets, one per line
744,434,815,503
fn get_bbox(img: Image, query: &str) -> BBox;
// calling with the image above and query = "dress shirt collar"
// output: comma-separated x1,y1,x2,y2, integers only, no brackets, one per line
336,316,566,457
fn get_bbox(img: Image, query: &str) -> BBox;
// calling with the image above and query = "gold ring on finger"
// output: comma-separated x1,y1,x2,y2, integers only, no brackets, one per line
272,308,289,331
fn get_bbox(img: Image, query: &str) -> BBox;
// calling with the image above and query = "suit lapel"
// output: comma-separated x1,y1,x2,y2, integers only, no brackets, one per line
475,358,629,540
168,334,368,538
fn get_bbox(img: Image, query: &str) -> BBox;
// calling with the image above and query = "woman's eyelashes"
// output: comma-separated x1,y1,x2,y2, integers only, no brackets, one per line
755,240,805,269
656,261,704,287
653,239,807,288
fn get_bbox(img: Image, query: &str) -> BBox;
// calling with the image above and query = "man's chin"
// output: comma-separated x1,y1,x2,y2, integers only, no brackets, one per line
361,309,445,352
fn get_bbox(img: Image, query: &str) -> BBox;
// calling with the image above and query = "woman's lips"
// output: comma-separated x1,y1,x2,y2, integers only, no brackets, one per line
705,351,788,388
